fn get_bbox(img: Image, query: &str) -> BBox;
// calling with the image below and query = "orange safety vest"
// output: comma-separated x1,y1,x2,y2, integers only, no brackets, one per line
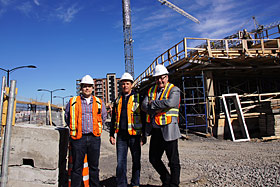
115,93,142,135
69,96,102,139
146,83,179,125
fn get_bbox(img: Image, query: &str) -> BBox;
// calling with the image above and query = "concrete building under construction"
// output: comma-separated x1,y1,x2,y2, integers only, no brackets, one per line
134,23,280,140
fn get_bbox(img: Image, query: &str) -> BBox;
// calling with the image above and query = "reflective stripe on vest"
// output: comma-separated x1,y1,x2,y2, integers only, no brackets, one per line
70,97,76,136
146,85,158,123
115,93,142,135
69,96,103,139
70,96,77,135
95,97,102,135
146,83,179,125
69,96,82,139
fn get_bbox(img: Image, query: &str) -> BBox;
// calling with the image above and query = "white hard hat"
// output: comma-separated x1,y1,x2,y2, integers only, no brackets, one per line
120,72,134,82
80,75,94,85
153,64,169,77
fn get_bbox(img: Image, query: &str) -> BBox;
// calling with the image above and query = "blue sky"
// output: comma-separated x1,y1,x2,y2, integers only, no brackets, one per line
0,0,279,105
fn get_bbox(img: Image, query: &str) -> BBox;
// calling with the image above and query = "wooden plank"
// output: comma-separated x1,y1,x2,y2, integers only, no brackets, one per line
188,130,212,138
207,39,212,57
16,100,62,109
261,39,265,55
184,38,188,58
225,40,229,57
262,136,280,141
48,101,52,126
176,45,179,61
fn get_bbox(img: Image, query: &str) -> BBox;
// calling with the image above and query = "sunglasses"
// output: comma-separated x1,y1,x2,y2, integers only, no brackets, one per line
155,75,167,81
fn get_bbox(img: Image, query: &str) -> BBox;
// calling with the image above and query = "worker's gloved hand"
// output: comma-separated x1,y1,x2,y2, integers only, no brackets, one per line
141,136,147,146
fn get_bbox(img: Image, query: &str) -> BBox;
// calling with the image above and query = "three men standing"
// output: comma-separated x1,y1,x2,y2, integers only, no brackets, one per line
66,67,181,186
65,75,107,187
142,64,181,187
110,72,146,187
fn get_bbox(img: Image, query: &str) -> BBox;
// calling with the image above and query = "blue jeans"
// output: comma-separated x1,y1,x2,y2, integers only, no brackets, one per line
70,134,101,187
116,133,141,187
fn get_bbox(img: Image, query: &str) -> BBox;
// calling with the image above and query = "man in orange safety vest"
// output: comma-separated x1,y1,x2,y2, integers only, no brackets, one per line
142,64,181,187
109,72,146,187
65,74,107,187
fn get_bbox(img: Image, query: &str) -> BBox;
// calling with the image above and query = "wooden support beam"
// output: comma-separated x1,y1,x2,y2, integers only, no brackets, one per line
207,39,212,57
261,39,265,55
225,40,229,57
176,45,179,61
184,38,188,58
262,136,280,141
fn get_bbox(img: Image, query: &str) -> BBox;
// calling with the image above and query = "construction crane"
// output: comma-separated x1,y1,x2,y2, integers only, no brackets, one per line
121,0,199,79
157,0,200,24
122,0,134,78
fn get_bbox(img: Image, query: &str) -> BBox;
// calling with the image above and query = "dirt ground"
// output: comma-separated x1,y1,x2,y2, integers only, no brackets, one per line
99,130,280,187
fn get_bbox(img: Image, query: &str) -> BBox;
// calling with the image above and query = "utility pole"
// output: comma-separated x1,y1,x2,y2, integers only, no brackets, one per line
122,0,134,78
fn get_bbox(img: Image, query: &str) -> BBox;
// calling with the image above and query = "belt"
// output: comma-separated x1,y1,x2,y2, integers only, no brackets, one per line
83,133,93,136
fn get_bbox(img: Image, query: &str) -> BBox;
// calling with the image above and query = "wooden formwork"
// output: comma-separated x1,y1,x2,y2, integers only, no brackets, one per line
135,35,280,139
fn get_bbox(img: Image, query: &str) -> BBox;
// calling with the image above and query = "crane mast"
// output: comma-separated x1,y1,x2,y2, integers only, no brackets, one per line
158,0,200,24
122,0,134,78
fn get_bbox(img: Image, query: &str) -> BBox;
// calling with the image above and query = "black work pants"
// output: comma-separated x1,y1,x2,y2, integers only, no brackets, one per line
149,128,180,187
70,134,101,187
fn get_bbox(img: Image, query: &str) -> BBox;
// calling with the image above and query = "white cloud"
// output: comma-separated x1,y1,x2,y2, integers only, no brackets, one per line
132,0,258,67
56,4,82,23
194,0,210,7
17,2,33,15
0,0,12,5
0,0,84,23
132,8,177,33
0,9,6,16
144,11,175,21
191,0,249,38
33,0,40,6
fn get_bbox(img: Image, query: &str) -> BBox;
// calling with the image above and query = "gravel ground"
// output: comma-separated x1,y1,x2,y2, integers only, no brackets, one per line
99,130,280,187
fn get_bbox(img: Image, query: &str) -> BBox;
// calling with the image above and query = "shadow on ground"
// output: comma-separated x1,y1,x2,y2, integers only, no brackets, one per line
100,177,117,187
100,177,160,187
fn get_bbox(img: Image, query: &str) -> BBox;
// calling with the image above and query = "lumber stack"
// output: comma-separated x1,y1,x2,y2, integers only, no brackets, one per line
258,100,280,137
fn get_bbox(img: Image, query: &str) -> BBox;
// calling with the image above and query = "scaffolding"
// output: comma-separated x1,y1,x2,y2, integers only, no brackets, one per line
182,73,208,133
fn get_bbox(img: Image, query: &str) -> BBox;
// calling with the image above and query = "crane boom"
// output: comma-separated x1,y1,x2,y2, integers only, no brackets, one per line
158,0,200,24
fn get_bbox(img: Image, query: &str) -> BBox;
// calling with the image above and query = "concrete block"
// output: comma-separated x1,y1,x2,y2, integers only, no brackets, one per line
0,124,69,186
8,124,60,169
8,166,58,186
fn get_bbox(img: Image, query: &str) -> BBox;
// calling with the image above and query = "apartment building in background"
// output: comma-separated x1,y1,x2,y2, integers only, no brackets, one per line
76,73,120,105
